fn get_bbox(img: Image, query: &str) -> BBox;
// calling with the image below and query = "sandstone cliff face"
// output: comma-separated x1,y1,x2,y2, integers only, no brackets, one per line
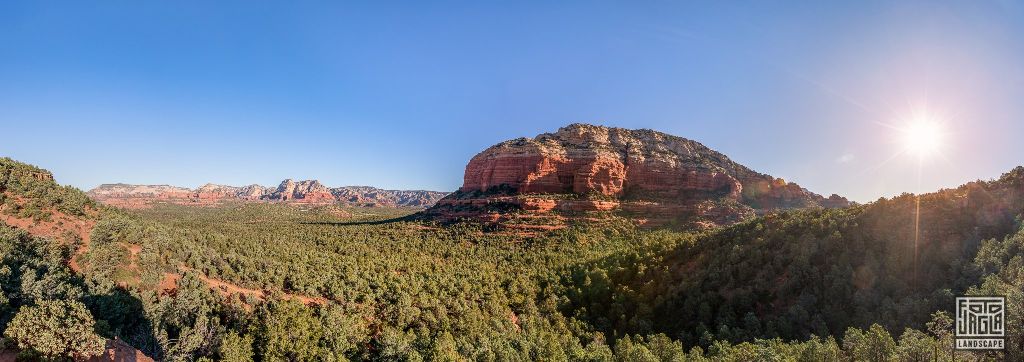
195,184,239,201
423,124,849,229
269,179,335,202
237,184,269,200
88,181,448,209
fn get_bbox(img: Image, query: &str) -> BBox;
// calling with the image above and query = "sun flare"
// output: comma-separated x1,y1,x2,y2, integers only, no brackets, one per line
901,118,944,157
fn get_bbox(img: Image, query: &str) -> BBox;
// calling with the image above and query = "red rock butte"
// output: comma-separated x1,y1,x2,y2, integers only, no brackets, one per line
422,123,849,229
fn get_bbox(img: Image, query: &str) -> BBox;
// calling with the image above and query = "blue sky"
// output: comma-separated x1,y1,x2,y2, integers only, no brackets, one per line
3,1,1024,202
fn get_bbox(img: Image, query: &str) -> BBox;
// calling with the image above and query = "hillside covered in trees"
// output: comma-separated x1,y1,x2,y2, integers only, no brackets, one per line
0,156,1022,361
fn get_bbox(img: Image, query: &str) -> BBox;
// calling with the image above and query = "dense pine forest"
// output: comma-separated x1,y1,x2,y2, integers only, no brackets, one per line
1,156,1022,361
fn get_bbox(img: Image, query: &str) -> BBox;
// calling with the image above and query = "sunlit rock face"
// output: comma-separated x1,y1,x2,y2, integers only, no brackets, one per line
424,123,850,230
269,179,335,202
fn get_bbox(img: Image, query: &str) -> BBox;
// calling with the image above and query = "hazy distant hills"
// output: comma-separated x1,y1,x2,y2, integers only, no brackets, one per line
90,124,850,223
87,180,449,209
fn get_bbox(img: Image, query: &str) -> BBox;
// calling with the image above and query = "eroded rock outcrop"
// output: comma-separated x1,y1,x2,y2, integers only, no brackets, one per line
422,124,849,229
270,179,335,202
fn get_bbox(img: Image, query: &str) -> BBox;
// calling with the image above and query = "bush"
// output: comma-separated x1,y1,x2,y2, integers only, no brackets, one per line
4,300,106,360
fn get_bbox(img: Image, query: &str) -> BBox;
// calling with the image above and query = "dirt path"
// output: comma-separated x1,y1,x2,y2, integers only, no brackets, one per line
161,268,327,306
1,200,328,307
0,206,156,361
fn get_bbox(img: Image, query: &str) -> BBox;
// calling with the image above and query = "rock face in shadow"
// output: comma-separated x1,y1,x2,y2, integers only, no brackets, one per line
422,123,849,229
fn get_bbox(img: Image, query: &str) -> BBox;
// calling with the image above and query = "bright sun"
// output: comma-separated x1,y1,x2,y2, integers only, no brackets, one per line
901,119,944,157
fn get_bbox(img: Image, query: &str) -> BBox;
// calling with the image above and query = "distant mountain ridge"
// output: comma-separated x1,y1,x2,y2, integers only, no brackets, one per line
88,180,449,209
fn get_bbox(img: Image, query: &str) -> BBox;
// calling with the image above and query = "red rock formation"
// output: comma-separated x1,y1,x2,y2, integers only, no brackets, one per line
423,124,849,230
268,179,335,202
237,184,269,200
193,184,239,204
87,339,155,362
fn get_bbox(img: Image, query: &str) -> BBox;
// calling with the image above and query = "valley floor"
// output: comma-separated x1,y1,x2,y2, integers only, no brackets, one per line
3,156,1024,360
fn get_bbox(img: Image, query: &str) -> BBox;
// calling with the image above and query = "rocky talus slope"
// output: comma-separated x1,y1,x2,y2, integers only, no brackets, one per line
89,180,448,209
421,124,849,229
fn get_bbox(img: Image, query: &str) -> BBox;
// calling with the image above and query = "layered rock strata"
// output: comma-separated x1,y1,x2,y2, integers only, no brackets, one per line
421,123,849,229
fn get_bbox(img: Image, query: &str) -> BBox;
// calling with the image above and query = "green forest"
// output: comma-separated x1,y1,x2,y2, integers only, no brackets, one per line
1,157,1022,361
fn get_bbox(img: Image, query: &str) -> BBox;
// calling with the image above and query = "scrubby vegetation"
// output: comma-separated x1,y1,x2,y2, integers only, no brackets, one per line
4,299,107,360
0,157,95,219
562,167,1024,358
0,158,1022,361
